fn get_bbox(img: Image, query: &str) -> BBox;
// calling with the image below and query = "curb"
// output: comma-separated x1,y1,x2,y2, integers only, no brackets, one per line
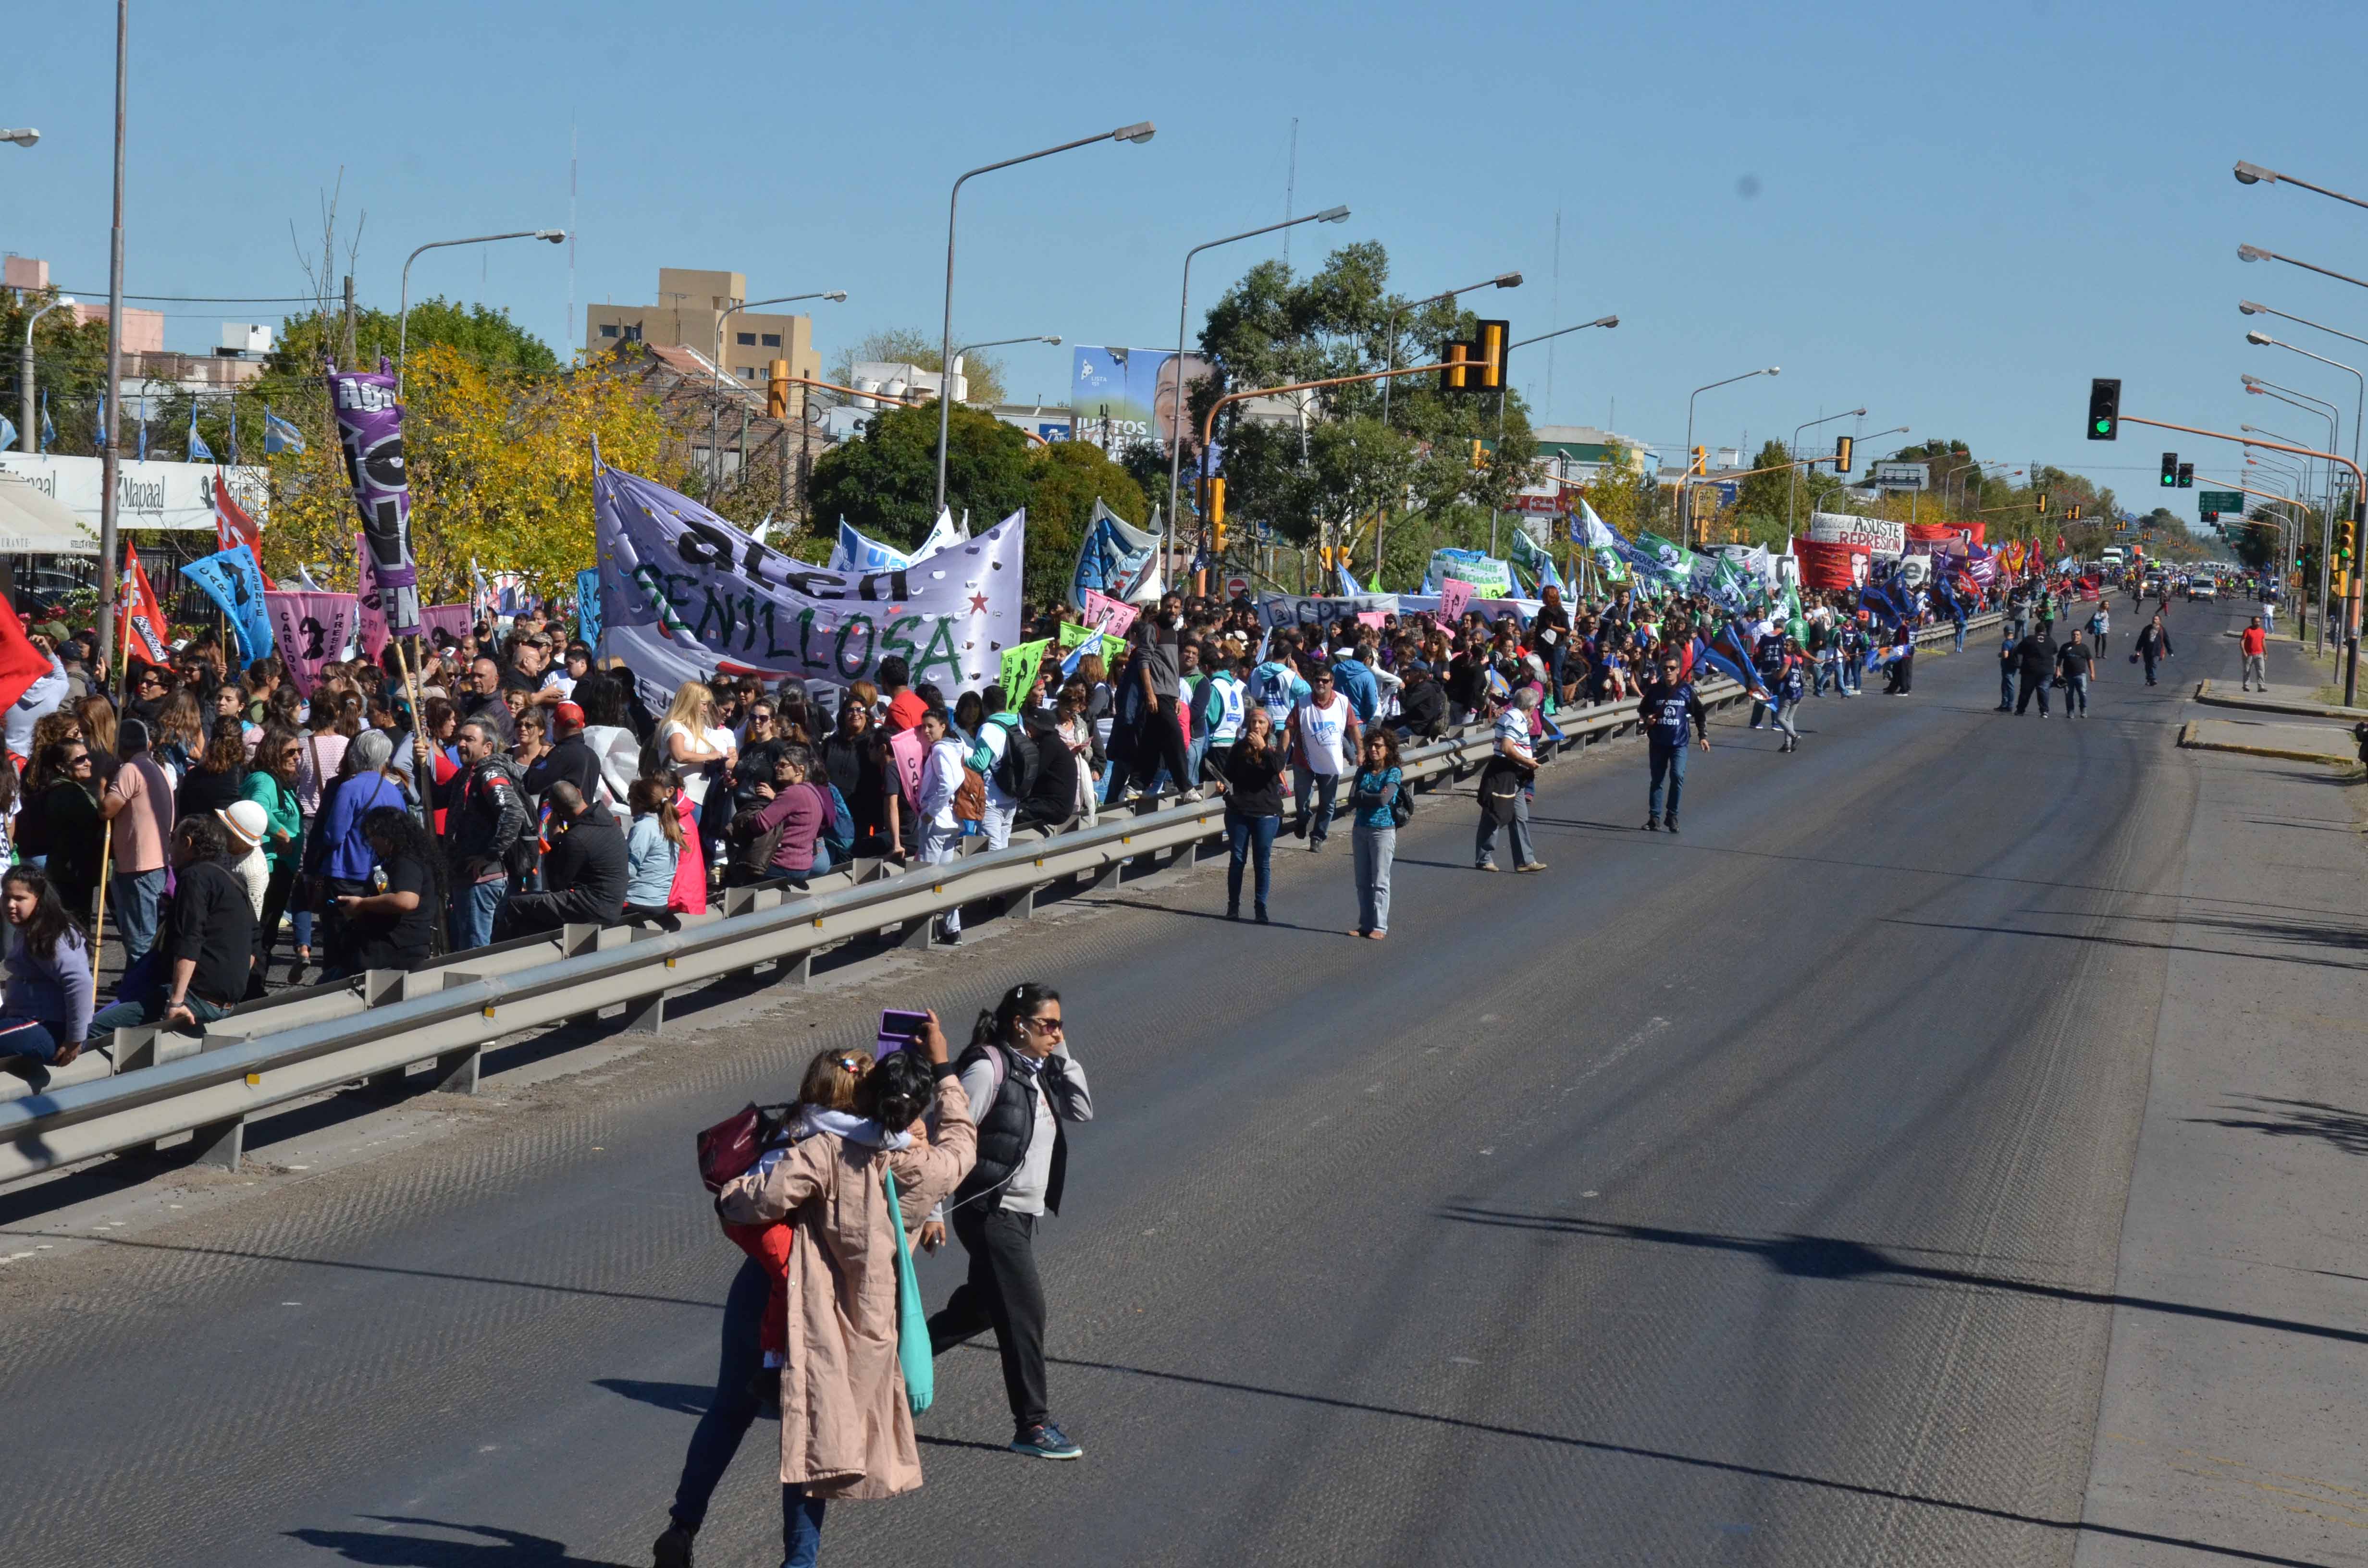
2177,720,2363,768
2192,678,2368,723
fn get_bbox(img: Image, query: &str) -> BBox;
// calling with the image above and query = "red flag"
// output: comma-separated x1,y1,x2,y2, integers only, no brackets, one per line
211,469,277,589
119,542,170,665
0,595,56,715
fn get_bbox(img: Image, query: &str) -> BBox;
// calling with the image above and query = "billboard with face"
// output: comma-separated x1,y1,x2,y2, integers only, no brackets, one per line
1071,346,1212,457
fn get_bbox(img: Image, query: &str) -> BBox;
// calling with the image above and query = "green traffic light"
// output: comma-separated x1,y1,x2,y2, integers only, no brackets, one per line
2094,419,2112,434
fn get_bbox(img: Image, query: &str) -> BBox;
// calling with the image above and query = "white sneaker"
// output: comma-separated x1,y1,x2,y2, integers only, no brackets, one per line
1181,788,1204,803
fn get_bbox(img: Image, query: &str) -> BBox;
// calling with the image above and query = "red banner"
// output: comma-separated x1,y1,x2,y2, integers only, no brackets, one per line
1792,536,1871,590
118,543,170,665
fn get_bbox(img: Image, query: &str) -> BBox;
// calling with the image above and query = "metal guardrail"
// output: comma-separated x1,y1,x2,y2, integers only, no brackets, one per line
0,611,1992,1187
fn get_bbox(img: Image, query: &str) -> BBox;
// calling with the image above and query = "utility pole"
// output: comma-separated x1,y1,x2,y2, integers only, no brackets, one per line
94,0,128,681
341,275,357,364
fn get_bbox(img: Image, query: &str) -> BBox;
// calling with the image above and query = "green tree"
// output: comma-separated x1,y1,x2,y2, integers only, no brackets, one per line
0,290,110,455
808,400,1028,551
827,327,1006,408
1184,242,1540,585
263,297,556,380
1024,439,1147,607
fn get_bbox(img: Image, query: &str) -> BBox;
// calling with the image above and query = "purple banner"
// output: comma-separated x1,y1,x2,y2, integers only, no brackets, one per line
328,358,423,637
354,532,391,663
265,591,359,697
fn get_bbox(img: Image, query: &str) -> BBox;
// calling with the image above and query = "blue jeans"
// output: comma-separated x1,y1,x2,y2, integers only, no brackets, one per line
452,877,507,950
2066,672,2089,713
89,986,230,1037
1953,619,1966,651
1226,812,1279,911
1813,652,1836,695
668,1256,827,1562
111,867,166,965
1353,822,1396,932
0,1017,65,1092
1840,654,1862,693
1648,738,1689,822
1999,663,2017,707
1292,768,1341,845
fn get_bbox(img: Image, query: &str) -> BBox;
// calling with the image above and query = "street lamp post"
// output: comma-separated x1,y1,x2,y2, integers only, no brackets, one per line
2238,243,2368,296
2244,374,2344,648
1163,206,1350,572
94,0,126,680
1491,316,1617,555
2233,159,2368,214
1787,407,1865,534
706,289,847,491
2245,330,2363,490
0,128,37,147
935,121,1154,521
398,229,567,392
1681,368,1778,548
17,295,73,454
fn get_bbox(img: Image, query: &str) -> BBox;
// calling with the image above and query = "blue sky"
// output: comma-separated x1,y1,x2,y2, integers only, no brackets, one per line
5,0,2364,527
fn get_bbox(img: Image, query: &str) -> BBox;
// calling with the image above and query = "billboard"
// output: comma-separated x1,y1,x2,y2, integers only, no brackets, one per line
1071,346,1212,457
0,453,266,536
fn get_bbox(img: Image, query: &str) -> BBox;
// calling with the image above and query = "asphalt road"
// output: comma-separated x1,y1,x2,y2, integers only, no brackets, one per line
0,596,2257,1567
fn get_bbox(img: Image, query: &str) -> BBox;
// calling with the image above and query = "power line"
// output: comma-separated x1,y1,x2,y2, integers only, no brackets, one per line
49,289,325,304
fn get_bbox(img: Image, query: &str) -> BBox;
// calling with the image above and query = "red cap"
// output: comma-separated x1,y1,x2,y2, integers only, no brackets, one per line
553,701,585,728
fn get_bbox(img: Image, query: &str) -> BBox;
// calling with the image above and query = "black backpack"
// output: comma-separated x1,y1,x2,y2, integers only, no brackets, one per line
987,715,1038,800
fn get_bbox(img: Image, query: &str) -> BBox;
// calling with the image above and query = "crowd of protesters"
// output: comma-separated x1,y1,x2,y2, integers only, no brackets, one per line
0,564,2025,1096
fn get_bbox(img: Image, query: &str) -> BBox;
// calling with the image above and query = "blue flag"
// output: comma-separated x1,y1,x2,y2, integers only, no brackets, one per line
576,567,603,650
38,391,53,453
188,402,215,464
94,390,106,447
182,544,274,662
0,416,14,452
263,407,307,454
227,405,239,466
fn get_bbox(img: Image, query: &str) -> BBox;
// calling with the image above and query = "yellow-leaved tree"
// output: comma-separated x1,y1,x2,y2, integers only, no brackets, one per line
258,347,687,605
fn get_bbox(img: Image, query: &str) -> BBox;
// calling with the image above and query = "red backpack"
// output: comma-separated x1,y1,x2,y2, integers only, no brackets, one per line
696,1102,796,1195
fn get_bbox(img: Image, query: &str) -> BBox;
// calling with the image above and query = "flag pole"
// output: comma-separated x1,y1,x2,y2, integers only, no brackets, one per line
92,820,112,975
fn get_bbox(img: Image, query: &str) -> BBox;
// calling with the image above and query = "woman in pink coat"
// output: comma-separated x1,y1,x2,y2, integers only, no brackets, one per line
665,1017,975,1567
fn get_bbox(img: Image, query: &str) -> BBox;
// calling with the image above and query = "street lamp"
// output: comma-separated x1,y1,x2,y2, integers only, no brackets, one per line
1488,316,1618,554
0,129,37,147
398,229,567,392
2237,243,2368,296
1787,407,1865,533
17,295,73,454
935,121,1155,517
710,290,848,390
1681,367,1778,547
2233,159,2368,214
1163,205,1351,560
2245,329,2363,480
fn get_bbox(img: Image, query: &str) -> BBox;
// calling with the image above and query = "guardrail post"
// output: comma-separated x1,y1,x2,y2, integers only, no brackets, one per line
188,1115,244,1171
624,991,666,1033
1011,883,1036,921
433,1044,481,1094
897,915,934,950
1088,856,1122,893
559,923,604,957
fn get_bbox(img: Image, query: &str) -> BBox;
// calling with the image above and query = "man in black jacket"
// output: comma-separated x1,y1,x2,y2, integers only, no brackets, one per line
2014,627,2056,716
1396,661,1448,741
430,719,527,950
504,782,627,933
522,701,604,807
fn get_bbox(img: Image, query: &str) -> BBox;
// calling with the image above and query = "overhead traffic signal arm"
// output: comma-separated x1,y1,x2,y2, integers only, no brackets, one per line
1439,320,1510,393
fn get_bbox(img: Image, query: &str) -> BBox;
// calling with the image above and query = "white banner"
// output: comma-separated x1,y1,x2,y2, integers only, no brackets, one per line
594,461,1025,704
0,452,267,535
1255,592,1397,632
1808,511,1905,558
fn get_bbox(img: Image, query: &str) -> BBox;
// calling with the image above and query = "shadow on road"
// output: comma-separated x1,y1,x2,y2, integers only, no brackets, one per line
1435,1206,2368,1349
285,1516,631,1566
1882,916,2366,974
591,1378,714,1417
1036,1350,2325,1567
2189,1095,2368,1157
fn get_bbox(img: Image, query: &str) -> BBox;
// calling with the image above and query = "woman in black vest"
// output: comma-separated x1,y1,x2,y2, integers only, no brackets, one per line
925,981,1094,1461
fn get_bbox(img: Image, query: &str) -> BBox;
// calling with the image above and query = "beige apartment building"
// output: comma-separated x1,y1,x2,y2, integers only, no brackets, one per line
586,268,823,415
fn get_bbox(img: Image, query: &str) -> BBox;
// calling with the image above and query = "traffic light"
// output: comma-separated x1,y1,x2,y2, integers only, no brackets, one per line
1205,477,1226,555
2036,491,2050,514
2087,377,2121,441
2068,503,2083,521
765,358,791,420
1437,319,1509,392
2177,462,2194,489
2336,515,2357,588
2159,452,2179,487
1833,435,1852,474
1690,445,1708,476
1469,439,1487,469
